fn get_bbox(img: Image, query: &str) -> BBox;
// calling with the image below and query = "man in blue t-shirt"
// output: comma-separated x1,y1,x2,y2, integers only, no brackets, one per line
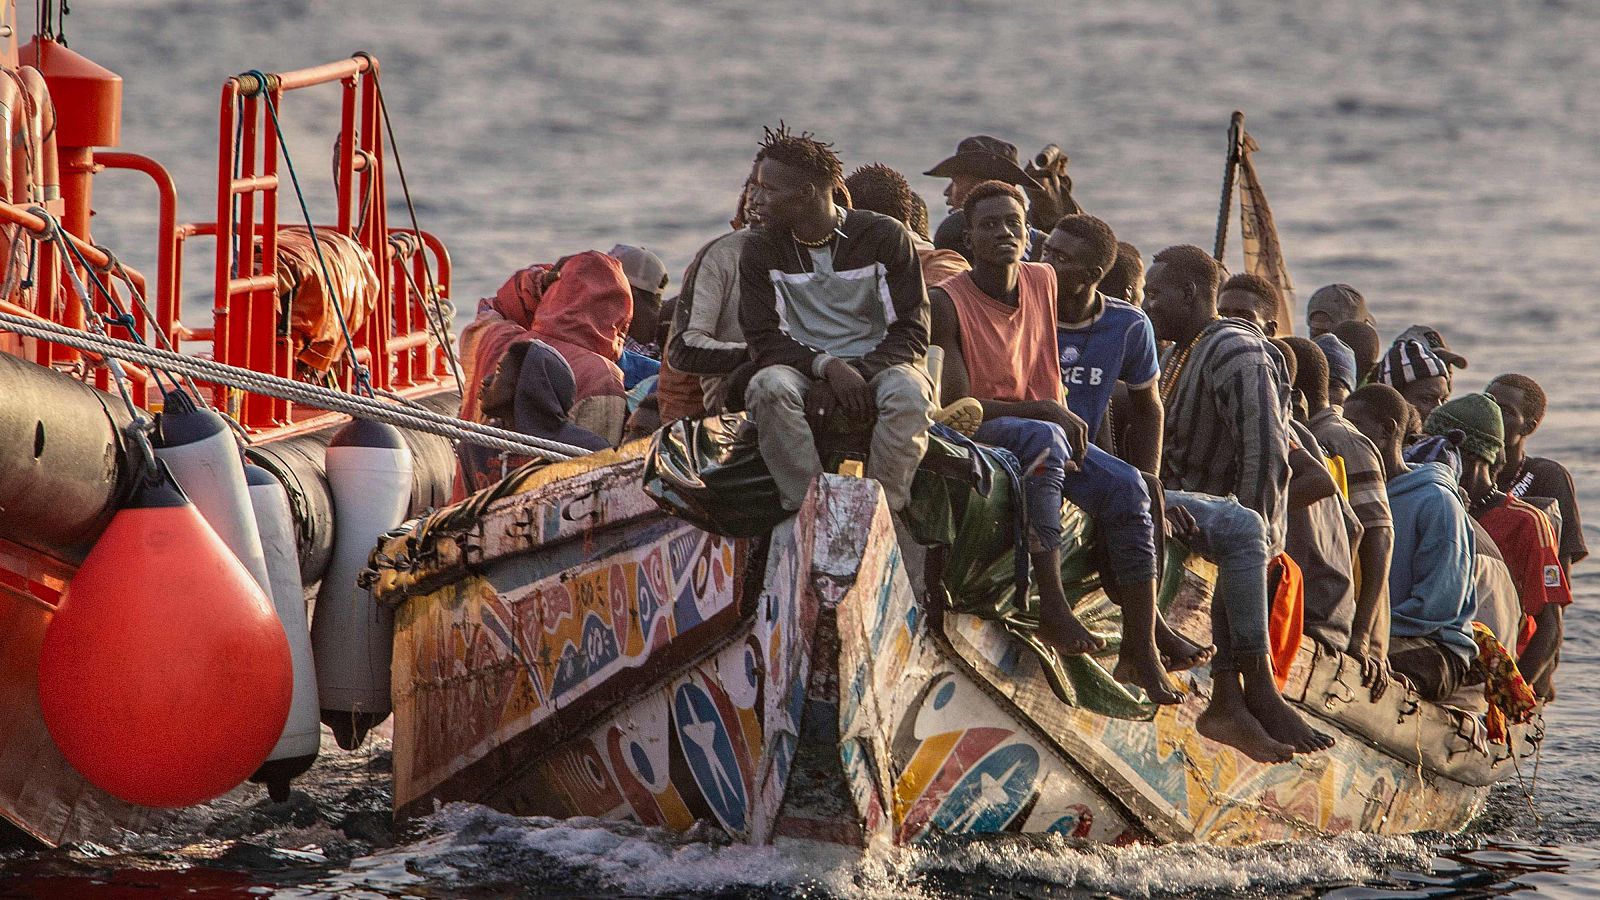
1040,215,1163,475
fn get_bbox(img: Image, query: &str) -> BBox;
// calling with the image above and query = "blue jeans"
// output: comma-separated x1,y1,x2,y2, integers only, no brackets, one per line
973,417,1158,587
1164,490,1271,658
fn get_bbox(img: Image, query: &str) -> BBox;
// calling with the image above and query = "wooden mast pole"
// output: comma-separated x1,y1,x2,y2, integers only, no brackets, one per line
1213,110,1245,262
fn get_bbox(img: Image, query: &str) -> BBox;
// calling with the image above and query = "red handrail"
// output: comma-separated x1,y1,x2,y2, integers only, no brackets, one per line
92,152,180,349
206,54,450,428
0,54,452,433
0,200,149,288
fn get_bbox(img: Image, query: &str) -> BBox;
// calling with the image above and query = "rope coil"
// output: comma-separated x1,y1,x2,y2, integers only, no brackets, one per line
231,71,282,98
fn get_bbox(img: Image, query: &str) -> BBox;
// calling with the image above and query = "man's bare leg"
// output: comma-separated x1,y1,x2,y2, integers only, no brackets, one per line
1155,615,1214,671
1104,578,1182,704
1195,598,1297,762
1238,652,1334,753
1034,548,1105,656
1196,666,1294,763
1140,475,1214,671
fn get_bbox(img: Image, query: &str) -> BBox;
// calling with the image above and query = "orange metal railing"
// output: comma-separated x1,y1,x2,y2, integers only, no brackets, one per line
94,152,180,350
205,53,450,428
0,198,153,396
0,52,453,431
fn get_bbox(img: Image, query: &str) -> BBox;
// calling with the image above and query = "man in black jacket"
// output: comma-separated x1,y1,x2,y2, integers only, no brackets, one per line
739,125,933,512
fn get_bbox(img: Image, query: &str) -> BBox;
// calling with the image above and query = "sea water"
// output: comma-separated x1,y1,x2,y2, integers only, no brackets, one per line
3,0,1598,895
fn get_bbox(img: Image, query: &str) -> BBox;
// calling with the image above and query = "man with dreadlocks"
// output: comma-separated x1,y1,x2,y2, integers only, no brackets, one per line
739,126,934,514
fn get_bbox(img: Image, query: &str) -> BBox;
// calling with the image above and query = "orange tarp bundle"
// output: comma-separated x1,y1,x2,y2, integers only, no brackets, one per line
1269,552,1304,690
272,227,380,372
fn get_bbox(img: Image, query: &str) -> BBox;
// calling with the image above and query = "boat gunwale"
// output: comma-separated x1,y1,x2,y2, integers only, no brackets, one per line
371,442,660,604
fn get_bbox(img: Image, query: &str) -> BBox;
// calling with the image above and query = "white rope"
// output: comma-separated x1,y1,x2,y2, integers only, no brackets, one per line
0,310,587,461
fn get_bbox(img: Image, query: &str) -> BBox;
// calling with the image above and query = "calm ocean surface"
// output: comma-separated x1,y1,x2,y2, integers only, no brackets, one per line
4,0,1599,896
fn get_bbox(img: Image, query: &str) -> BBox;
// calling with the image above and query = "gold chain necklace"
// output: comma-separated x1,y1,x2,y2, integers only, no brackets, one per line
792,209,842,248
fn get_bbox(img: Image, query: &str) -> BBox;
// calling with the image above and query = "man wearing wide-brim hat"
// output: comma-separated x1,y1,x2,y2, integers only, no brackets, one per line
926,135,1045,207
925,135,1048,263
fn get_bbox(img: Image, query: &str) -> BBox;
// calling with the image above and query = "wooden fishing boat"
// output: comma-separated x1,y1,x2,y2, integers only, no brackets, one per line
0,13,461,846
0,4,1538,854
372,442,1541,848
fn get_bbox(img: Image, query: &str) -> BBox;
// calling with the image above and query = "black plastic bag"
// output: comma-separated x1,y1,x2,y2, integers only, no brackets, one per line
642,413,789,538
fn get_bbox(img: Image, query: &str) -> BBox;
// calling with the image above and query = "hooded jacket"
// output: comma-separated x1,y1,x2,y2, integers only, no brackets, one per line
456,338,611,497
459,262,555,422
509,341,612,452
1387,461,1479,662
529,251,632,404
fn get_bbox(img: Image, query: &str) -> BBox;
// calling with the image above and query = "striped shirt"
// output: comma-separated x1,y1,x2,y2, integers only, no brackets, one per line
1161,318,1292,554
1311,405,1393,532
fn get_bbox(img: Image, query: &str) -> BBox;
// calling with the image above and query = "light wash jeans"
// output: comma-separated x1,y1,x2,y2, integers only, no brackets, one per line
1164,490,1271,660
745,362,933,511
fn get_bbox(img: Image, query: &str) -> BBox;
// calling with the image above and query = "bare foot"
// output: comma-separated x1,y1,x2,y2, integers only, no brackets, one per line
1242,673,1335,753
1154,619,1214,672
1038,604,1106,657
1112,647,1183,705
1196,699,1294,763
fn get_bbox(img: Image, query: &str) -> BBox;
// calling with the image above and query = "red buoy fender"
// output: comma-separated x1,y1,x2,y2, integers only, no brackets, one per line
37,461,293,809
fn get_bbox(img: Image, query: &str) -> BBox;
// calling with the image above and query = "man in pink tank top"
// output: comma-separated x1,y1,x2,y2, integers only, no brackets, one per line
929,181,1207,706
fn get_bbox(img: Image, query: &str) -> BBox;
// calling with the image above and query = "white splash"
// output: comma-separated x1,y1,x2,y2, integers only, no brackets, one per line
281,802,1431,898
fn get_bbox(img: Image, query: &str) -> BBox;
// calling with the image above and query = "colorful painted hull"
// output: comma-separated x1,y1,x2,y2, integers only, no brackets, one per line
378,446,1540,848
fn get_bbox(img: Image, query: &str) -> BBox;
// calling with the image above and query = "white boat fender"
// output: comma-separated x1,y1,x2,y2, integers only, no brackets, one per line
152,390,273,594
312,418,413,751
245,462,321,801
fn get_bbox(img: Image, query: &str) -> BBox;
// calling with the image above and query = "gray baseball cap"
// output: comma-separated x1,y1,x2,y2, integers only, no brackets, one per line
1307,283,1375,331
608,244,669,295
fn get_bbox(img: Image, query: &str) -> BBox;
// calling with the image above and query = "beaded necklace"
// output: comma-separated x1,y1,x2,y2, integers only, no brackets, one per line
789,208,845,276
1159,337,1197,404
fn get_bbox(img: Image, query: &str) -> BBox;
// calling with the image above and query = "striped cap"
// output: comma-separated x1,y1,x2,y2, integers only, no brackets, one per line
1394,324,1468,370
1403,433,1463,479
1377,339,1449,390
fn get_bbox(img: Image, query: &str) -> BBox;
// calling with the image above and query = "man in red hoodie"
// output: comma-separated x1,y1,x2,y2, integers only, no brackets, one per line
528,251,634,446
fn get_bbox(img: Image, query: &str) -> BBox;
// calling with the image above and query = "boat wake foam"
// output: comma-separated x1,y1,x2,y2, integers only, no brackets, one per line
294,802,1433,898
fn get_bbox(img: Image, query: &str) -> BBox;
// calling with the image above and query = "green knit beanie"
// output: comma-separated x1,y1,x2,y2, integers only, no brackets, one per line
1424,393,1504,464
